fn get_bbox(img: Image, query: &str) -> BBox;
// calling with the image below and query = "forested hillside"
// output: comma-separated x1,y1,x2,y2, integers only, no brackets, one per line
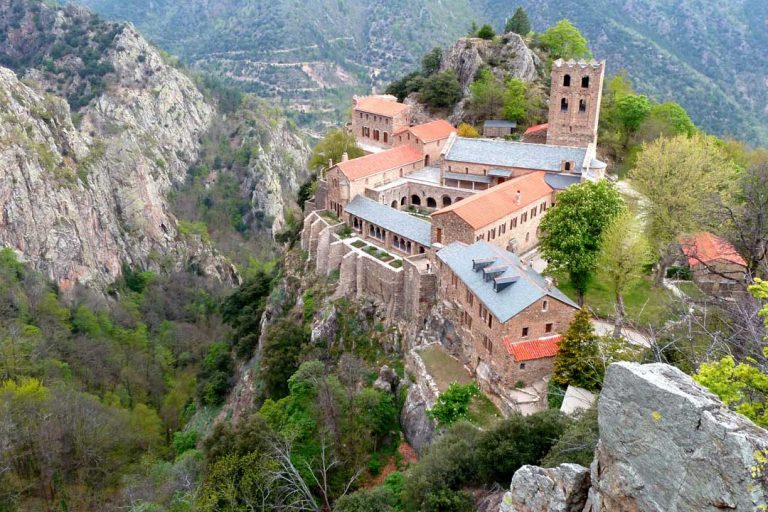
76,0,768,145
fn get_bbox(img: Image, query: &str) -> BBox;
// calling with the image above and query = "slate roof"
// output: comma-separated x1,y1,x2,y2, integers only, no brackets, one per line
433,172,553,229
436,241,578,323
345,195,432,247
336,146,423,181
484,120,517,129
544,173,581,190
443,171,492,184
503,335,564,361
445,137,587,172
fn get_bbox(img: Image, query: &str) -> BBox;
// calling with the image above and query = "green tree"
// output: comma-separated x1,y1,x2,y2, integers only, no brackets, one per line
468,21,479,37
643,102,696,138
420,71,463,109
598,211,651,336
505,7,531,35
427,382,480,427
385,71,426,102
552,309,603,391
614,95,651,133
476,410,568,484
630,134,735,283
421,47,442,76
695,354,768,428
503,78,528,122
469,69,505,121
308,129,364,173
540,20,591,60
334,486,396,512
542,407,599,467
539,180,625,304
260,319,309,399
477,24,496,40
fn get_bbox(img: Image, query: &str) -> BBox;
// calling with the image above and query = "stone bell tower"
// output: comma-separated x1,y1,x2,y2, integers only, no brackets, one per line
546,59,606,148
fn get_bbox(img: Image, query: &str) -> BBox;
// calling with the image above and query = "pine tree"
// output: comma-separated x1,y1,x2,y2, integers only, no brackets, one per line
552,309,603,392
505,7,531,36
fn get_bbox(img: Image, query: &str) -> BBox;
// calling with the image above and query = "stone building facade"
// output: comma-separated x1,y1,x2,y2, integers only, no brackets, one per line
431,172,555,254
546,59,606,148
392,119,456,167
351,95,411,152
435,241,578,393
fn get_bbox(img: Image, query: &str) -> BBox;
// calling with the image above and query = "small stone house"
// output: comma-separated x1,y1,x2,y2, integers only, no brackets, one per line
351,95,411,153
678,232,747,294
483,119,517,138
435,241,579,389
430,172,555,254
522,123,548,144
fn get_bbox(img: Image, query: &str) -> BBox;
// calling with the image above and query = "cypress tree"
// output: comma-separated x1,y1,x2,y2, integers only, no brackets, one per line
505,7,531,36
552,308,603,392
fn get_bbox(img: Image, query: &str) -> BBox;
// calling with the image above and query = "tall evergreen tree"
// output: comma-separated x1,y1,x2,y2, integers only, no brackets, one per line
506,7,531,35
552,309,603,392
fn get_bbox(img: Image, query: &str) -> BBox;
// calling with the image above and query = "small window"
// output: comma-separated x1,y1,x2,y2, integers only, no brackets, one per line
564,161,572,171
563,74,571,87
488,315,493,328
522,327,529,338
545,323,553,333
520,362,526,369
579,99,587,113
581,76,590,88
561,97,569,112
542,300,549,312
525,232,530,242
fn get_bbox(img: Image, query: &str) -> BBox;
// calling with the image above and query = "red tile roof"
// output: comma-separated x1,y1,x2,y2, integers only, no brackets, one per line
336,145,423,181
354,96,410,117
524,123,549,135
503,335,563,361
432,172,554,229
407,120,456,142
679,232,746,267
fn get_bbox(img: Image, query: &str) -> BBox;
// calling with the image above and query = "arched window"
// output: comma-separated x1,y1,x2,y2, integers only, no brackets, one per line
391,200,398,208
563,74,571,87
442,196,452,207
581,76,590,88
427,197,437,208
579,99,587,113
561,98,569,112
401,196,407,206
564,161,572,171
411,195,421,206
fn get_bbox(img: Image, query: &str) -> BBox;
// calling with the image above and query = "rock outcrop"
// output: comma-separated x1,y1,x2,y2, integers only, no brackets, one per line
585,362,768,512
503,362,768,512
440,33,541,94
501,464,590,512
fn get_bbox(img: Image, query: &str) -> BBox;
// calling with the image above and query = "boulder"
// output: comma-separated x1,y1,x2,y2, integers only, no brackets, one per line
400,382,435,455
501,464,590,512
585,362,768,511
372,365,400,394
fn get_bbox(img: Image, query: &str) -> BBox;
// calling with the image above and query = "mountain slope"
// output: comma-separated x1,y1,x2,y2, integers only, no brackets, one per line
0,0,308,289
76,0,768,145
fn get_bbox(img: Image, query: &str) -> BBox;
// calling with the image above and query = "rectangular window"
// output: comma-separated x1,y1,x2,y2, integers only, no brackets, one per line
542,300,549,312
522,327,529,338
522,213,528,223
511,218,517,228
488,314,493,328
466,289,474,306
520,362,526,370
483,335,493,354
545,323,553,333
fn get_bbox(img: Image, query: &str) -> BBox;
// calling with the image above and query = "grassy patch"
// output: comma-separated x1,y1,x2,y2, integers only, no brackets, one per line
390,260,403,269
351,240,366,249
320,210,340,223
676,281,705,300
552,272,679,327
418,345,471,391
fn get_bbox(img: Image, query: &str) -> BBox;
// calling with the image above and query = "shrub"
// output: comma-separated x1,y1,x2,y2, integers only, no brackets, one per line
476,410,569,484
420,71,462,109
542,407,599,467
172,430,198,455
457,123,480,138
476,24,496,40
334,486,396,512
427,382,480,427
547,379,567,410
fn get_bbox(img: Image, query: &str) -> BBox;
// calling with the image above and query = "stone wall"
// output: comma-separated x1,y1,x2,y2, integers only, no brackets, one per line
351,107,410,150
368,180,470,211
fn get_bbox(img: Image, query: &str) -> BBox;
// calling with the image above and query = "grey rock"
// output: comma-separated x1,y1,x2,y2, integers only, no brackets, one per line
400,382,435,454
585,362,768,512
501,464,590,512
372,365,400,394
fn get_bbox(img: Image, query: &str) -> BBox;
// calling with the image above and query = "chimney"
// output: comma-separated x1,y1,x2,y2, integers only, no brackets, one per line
341,152,349,162
515,190,522,205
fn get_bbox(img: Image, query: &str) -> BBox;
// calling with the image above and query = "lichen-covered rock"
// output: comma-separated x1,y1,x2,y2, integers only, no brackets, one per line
399,382,435,455
501,464,590,512
372,365,400,395
440,33,540,94
585,362,768,512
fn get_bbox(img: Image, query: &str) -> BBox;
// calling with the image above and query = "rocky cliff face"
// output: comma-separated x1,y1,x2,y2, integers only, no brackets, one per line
440,33,541,94
503,362,768,512
0,0,308,289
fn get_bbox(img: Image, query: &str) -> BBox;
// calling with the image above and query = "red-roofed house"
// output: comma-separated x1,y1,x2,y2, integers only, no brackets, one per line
324,146,424,216
522,123,548,144
393,119,456,167
351,95,411,152
502,335,564,383
678,232,747,293
430,172,555,253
